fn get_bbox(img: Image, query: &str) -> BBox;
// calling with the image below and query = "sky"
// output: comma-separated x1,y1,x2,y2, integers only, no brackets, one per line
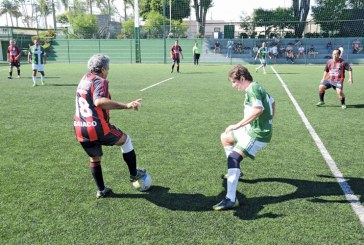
206,0,293,21
0,0,314,28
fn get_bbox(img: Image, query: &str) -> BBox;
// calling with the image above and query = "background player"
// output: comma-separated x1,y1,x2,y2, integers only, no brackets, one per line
171,40,183,73
255,42,271,74
28,38,47,86
316,48,353,109
7,40,21,79
74,54,146,198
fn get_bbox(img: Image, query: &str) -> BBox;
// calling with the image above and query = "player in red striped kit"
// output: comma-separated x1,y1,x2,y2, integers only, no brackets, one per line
74,54,146,198
7,40,21,79
316,48,353,109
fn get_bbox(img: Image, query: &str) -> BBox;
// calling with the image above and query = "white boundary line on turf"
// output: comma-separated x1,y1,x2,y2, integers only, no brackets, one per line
140,77,174,92
271,66,364,228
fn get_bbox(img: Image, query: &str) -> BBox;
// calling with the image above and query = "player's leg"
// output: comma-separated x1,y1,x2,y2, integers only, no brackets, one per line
316,81,329,106
336,87,346,109
39,71,45,85
171,60,175,73
8,63,14,79
16,63,21,78
80,142,111,198
176,59,180,73
111,128,145,182
32,68,38,86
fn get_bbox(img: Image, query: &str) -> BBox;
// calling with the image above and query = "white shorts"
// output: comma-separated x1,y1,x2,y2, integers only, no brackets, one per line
32,64,45,72
230,126,268,159
259,58,266,64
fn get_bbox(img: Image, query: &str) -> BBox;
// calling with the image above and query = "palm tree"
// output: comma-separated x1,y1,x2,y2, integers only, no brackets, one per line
0,0,21,27
36,0,52,28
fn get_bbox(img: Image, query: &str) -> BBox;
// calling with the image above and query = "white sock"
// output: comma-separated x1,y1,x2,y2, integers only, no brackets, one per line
263,66,266,73
226,168,240,202
32,76,37,84
224,146,234,158
41,76,45,81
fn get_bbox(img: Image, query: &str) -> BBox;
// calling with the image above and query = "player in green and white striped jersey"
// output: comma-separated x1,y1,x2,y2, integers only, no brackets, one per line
213,64,275,211
28,38,47,86
254,42,271,74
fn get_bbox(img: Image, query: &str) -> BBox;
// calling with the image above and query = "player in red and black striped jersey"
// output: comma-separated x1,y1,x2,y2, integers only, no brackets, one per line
316,48,353,109
170,40,183,73
74,54,146,198
7,40,21,79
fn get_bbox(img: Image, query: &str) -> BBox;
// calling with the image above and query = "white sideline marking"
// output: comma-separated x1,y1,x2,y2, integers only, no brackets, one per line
140,77,174,92
271,66,364,227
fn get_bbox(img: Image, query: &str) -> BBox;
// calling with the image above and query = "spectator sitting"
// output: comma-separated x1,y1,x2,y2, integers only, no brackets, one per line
295,39,302,47
338,44,344,58
308,44,318,59
285,44,295,64
214,40,221,54
251,45,259,58
326,41,333,54
297,44,305,59
352,39,363,54
269,44,278,62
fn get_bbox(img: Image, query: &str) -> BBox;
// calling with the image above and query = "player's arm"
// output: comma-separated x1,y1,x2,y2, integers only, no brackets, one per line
321,71,329,81
225,106,263,134
95,97,142,110
348,70,353,84
43,51,47,64
28,50,31,63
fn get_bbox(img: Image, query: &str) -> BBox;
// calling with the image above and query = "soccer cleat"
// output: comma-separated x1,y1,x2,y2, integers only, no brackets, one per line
32,83,37,87
316,101,325,106
341,104,347,109
41,81,45,85
8,76,12,79
17,75,20,78
222,171,244,180
130,168,146,182
213,197,239,211
96,186,112,199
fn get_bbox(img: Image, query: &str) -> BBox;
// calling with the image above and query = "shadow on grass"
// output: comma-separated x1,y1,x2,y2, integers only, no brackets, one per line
316,104,364,109
109,186,226,211
108,174,364,220
234,174,364,220
47,83,78,87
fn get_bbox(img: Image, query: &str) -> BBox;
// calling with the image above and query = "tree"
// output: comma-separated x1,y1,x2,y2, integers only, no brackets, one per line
292,0,311,37
140,0,190,21
252,8,295,38
0,0,21,27
36,0,52,28
192,0,213,37
120,18,134,38
70,13,97,38
144,10,164,38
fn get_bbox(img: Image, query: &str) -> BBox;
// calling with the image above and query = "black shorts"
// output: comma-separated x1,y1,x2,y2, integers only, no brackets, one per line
9,61,20,68
172,58,180,64
321,80,343,90
80,125,124,157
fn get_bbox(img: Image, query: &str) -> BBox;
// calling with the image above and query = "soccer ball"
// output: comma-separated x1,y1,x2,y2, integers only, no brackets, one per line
132,172,152,192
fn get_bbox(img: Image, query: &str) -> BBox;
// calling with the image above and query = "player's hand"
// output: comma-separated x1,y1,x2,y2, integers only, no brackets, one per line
128,99,142,110
348,78,353,84
225,124,237,135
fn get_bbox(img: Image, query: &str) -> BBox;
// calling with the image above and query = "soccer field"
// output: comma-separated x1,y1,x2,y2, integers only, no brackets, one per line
1,63,363,244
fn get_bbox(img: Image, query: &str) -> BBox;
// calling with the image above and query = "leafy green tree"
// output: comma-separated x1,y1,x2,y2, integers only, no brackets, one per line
144,10,164,38
253,8,295,37
140,0,190,20
36,0,52,28
121,18,135,38
0,0,21,27
70,14,97,38
192,0,213,37
313,0,364,36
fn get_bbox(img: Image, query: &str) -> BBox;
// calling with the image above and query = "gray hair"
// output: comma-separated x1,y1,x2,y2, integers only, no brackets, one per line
87,54,110,74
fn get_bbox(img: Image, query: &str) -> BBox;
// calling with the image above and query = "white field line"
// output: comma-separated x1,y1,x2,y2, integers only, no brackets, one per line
271,66,364,227
140,77,174,92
